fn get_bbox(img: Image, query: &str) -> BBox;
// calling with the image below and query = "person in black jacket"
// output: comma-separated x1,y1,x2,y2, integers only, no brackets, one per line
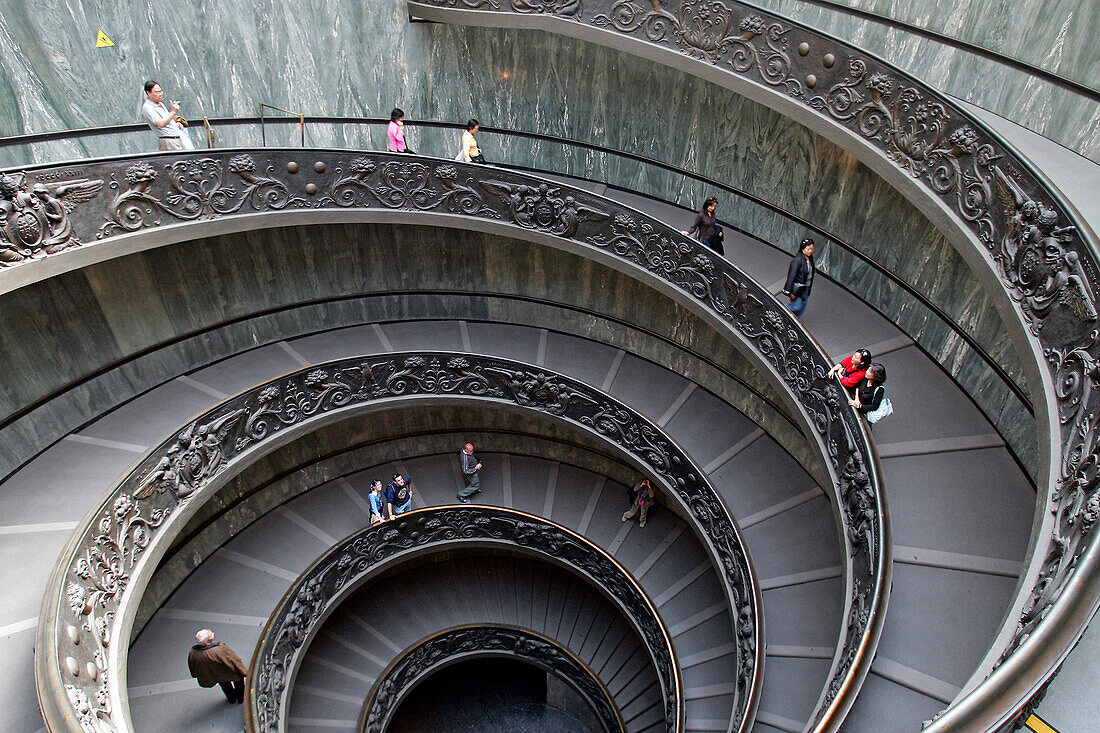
849,363,886,414
782,238,816,317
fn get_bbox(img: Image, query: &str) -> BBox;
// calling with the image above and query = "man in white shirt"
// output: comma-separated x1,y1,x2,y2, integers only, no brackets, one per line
141,81,191,150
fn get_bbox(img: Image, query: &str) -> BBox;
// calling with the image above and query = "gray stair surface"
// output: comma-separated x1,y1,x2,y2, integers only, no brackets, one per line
288,556,664,732
0,178,1036,733
127,451,737,732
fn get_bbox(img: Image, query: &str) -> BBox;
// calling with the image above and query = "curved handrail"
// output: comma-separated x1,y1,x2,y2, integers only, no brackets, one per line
246,511,653,733
23,150,884,733
755,0,1100,101
401,0,1100,729
0,115,1033,415
356,624,625,733
37,348,781,733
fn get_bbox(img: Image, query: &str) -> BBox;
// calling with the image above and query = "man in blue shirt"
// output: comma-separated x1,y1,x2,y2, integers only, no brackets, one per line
385,474,414,519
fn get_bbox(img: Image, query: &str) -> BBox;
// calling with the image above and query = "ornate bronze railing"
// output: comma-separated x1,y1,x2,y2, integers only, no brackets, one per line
357,624,624,733
402,1,1100,728
37,349,779,732
0,115,1035,425
19,150,886,732
246,512,648,733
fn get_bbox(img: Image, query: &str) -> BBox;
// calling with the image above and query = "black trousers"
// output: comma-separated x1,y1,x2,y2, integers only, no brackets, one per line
219,680,245,703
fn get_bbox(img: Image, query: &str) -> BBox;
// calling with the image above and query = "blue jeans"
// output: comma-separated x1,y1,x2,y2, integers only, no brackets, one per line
786,296,808,317
392,499,412,516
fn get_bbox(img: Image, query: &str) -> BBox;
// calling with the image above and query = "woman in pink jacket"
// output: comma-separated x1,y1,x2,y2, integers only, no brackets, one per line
387,108,413,153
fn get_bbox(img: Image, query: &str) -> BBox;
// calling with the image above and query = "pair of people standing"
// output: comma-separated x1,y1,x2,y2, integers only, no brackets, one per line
828,350,892,423
367,474,415,522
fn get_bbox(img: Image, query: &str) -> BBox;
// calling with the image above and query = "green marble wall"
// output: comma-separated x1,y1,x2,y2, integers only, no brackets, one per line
756,0,1100,161
0,0,1036,470
0,223,824,483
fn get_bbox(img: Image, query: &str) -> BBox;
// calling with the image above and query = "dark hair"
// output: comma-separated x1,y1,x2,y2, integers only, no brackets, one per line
855,348,872,365
392,473,402,481
799,238,815,254
701,196,718,213
390,107,404,122
466,118,480,131
371,479,382,489
144,80,158,94
866,363,886,386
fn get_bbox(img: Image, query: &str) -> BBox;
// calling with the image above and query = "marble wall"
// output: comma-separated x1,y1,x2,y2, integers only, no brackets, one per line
756,0,1100,161
0,0,1036,471
0,223,825,484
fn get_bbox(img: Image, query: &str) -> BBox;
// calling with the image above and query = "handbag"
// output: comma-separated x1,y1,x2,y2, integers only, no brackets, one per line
866,388,893,423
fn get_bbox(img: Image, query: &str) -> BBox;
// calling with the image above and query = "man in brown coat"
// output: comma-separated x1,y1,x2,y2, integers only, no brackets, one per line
187,629,248,703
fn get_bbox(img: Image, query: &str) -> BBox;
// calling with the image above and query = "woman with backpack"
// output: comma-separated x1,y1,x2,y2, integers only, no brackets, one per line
849,363,892,424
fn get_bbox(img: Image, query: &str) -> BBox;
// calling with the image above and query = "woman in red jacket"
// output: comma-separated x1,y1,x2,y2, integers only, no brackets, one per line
828,348,871,393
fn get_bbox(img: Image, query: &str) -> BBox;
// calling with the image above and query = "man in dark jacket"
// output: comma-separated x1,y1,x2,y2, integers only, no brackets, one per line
187,629,249,703
621,478,656,528
457,442,482,503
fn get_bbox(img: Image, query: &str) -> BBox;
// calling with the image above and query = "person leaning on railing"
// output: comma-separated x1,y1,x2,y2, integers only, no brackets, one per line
827,348,872,395
682,196,724,255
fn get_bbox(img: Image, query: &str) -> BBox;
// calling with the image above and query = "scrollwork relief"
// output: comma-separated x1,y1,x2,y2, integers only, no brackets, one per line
409,0,1100,707
49,352,762,733
361,626,621,733
592,2,802,96
253,509,676,732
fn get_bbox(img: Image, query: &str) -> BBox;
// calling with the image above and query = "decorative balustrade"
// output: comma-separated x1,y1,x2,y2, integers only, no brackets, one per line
35,350,779,732
247,514,643,733
357,624,624,732
20,149,887,733
401,0,1100,729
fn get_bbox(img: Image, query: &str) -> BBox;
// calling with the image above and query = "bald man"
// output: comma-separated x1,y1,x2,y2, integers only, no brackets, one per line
457,442,482,502
187,629,248,703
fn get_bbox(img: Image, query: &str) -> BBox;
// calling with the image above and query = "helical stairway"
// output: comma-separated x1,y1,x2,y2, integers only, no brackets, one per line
0,2,1098,732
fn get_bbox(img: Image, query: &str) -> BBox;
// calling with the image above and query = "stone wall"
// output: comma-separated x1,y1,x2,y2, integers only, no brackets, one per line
755,0,1100,161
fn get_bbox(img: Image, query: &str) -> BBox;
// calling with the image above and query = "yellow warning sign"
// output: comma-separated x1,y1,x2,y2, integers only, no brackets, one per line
95,30,115,48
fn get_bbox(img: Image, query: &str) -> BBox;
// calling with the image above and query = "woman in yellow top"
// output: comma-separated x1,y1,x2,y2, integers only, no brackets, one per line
461,119,485,163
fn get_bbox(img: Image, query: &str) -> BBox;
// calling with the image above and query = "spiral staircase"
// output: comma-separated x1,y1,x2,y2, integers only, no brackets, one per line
3,1,1100,732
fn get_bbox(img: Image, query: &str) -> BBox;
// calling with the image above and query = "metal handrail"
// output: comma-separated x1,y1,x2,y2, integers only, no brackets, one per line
258,103,305,147
245,509,672,733
766,0,1100,102
0,115,1031,413
355,623,627,733
400,1,1100,729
